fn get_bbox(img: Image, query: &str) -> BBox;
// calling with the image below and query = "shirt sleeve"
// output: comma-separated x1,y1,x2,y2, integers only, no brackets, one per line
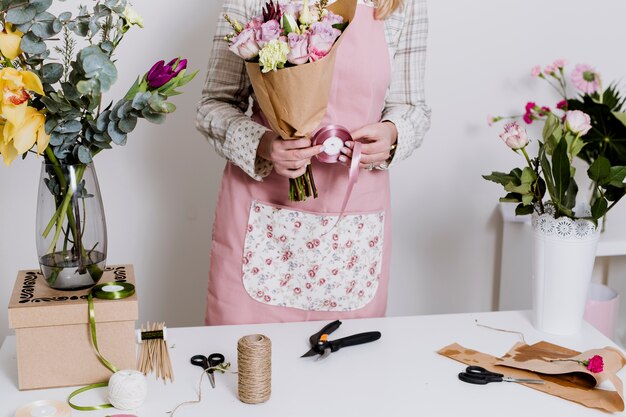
195,0,274,181
380,0,432,169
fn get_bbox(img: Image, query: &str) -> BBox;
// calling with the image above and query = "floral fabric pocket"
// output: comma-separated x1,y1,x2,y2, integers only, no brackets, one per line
242,201,385,311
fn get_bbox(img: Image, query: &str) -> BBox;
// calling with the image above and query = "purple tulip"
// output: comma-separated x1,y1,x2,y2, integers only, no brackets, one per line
146,58,187,89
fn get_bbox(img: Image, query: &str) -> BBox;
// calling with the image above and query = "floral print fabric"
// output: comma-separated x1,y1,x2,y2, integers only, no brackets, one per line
242,201,385,311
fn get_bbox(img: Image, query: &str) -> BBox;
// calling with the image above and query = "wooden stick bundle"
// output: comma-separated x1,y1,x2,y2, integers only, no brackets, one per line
137,321,174,383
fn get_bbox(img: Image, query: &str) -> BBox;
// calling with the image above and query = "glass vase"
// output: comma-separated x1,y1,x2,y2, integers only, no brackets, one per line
36,162,107,290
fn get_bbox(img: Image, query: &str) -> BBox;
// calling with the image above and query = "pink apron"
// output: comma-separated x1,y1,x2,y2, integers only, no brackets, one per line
206,4,392,325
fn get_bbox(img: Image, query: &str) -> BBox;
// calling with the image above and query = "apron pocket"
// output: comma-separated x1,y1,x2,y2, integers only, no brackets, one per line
242,200,385,312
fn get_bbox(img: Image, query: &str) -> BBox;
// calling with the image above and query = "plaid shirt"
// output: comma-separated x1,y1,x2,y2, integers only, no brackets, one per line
196,0,431,180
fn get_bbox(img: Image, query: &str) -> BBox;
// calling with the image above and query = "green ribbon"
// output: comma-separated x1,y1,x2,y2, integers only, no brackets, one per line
68,282,136,411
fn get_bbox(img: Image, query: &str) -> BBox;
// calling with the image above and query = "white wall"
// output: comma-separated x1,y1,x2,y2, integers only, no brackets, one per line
1,0,626,342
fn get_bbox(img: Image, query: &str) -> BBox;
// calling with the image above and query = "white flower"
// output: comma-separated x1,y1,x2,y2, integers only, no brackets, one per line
123,6,144,28
565,110,592,136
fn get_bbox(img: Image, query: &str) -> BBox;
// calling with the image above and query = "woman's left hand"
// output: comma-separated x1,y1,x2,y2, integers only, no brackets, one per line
339,121,398,169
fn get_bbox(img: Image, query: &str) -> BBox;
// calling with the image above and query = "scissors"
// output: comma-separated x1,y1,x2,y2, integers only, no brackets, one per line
458,366,544,385
301,320,381,360
190,353,226,388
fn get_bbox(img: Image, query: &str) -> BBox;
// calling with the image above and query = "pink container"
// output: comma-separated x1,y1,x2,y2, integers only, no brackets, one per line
584,283,619,340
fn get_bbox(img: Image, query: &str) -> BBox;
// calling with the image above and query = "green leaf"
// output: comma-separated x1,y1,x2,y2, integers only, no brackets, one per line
77,145,92,163
55,120,82,134
31,0,53,13
118,116,138,133
482,171,520,187
552,138,571,205
542,113,562,155
41,63,64,84
540,146,557,204
20,32,46,54
591,197,609,220
6,5,37,25
141,108,166,124
588,156,611,182
107,122,127,145
603,166,626,188
515,204,534,216
564,178,578,210
499,193,522,203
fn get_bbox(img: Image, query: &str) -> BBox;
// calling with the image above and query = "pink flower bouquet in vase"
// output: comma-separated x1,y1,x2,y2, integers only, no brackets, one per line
483,60,626,334
225,0,357,201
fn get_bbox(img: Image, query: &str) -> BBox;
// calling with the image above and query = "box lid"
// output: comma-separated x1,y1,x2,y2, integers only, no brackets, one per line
8,264,138,329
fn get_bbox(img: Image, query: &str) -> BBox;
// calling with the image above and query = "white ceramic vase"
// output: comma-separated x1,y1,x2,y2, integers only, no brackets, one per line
531,204,599,335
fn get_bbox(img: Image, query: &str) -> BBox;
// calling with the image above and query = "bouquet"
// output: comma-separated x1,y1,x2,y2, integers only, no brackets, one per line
483,59,626,222
0,0,196,286
225,0,356,201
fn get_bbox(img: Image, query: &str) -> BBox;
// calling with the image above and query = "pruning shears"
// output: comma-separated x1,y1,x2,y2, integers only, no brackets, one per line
300,320,381,359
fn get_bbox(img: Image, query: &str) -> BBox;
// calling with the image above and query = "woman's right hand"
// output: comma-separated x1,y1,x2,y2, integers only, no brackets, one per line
257,131,324,179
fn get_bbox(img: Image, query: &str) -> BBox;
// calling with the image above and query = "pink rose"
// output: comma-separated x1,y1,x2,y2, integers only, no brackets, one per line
246,16,264,31
287,32,309,65
586,355,604,373
499,121,529,150
229,28,260,60
256,19,282,48
308,22,341,61
322,11,344,25
565,110,591,135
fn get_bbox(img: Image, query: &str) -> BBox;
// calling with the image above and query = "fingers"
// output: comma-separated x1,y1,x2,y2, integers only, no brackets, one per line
358,152,389,169
275,163,308,179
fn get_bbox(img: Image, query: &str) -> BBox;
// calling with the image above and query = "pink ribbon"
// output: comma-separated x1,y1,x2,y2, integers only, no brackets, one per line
313,125,362,230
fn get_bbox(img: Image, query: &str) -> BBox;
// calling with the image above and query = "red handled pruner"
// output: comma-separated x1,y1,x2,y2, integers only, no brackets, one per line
300,320,381,359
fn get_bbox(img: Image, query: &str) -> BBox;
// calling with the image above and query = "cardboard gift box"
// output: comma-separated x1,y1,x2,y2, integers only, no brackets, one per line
7,264,138,390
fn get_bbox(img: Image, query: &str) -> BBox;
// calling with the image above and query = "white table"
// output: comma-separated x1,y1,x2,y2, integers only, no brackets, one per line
1,311,624,416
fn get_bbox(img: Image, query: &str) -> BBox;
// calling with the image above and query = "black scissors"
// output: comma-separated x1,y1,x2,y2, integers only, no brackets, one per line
458,366,544,385
190,353,226,388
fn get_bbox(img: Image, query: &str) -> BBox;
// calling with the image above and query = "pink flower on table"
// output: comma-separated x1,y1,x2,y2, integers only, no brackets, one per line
256,19,282,48
565,110,592,135
499,121,529,150
556,100,568,110
571,64,601,94
585,355,604,373
286,32,309,65
229,28,261,60
553,58,567,69
531,65,542,77
309,21,341,61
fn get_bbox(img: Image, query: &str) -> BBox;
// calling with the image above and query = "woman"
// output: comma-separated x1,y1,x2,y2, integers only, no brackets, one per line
196,0,431,325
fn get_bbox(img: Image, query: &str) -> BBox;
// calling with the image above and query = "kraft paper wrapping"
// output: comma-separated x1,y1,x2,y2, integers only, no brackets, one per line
438,341,626,413
245,0,357,139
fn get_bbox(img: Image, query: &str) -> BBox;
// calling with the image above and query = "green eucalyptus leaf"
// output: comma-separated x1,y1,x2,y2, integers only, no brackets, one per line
15,21,33,33
49,132,65,146
55,120,82,134
58,11,72,22
61,82,80,100
588,156,611,182
31,19,57,39
6,5,37,25
44,116,59,134
96,110,111,132
118,116,138,133
41,63,64,84
20,32,47,54
31,0,53,13
76,79,100,95
141,108,166,124
107,122,127,145
131,92,151,110
77,145,92,163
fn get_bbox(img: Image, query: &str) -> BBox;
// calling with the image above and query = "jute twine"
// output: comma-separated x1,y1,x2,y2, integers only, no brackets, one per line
238,334,272,404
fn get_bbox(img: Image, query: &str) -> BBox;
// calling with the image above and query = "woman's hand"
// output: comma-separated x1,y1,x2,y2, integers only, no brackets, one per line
258,131,324,178
339,122,398,169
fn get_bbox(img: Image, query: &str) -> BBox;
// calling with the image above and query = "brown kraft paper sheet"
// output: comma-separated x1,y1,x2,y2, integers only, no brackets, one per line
438,341,626,412
245,0,358,139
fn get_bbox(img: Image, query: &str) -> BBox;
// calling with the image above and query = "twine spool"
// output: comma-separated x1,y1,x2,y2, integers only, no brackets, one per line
237,334,272,404
15,400,72,417
108,370,148,410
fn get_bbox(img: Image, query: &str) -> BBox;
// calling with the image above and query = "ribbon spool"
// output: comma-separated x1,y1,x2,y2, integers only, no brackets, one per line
237,334,272,404
67,282,137,411
15,400,72,417
313,125,363,230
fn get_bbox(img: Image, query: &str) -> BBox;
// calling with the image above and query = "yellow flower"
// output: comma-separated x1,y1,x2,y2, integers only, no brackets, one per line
0,67,44,123
0,24,23,60
123,5,144,28
0,106,49,166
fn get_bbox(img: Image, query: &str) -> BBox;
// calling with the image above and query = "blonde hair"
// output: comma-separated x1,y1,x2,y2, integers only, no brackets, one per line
374,0,403,19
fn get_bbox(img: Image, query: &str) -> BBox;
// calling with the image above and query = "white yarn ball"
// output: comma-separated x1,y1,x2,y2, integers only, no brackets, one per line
108,370,148,410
